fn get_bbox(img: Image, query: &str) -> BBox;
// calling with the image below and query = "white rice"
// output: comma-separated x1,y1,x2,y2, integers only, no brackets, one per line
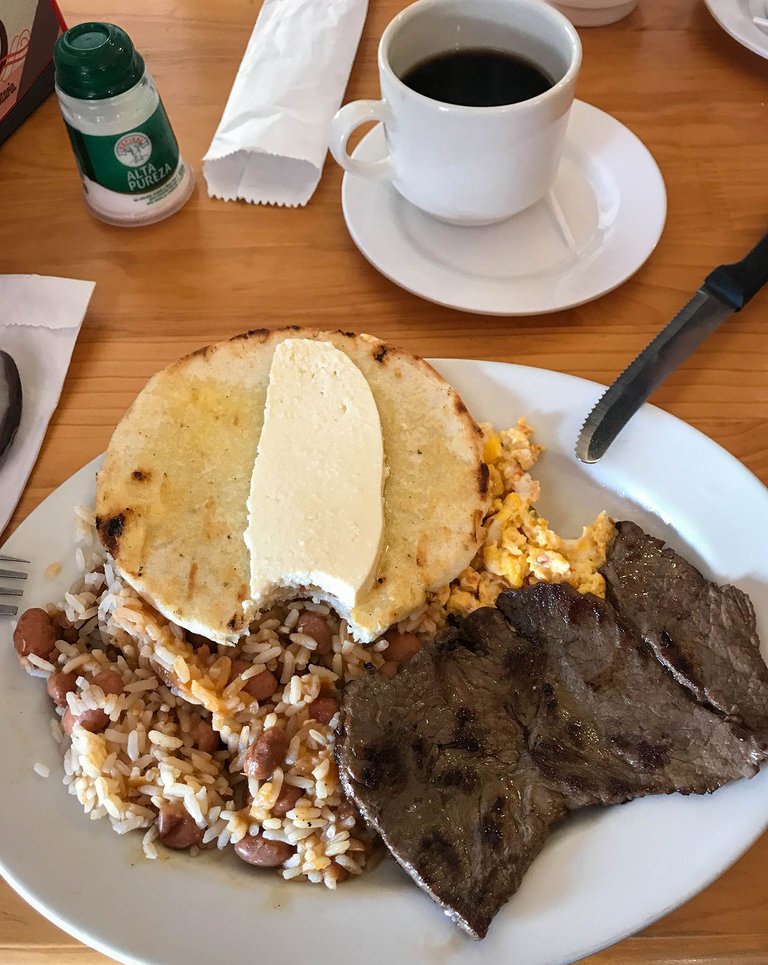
27,653,56,673
21,511,385,888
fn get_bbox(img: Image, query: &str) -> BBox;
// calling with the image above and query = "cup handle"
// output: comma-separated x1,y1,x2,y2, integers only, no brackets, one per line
329,100,396,180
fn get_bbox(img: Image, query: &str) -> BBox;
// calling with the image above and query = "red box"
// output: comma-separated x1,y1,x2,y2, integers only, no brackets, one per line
0,0,65,145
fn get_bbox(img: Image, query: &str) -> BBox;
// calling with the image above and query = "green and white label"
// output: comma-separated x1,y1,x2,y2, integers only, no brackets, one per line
65,101,180,195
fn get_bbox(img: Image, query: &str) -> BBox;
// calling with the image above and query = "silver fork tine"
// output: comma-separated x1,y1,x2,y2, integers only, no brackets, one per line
0,554,27,617
0,568,27,580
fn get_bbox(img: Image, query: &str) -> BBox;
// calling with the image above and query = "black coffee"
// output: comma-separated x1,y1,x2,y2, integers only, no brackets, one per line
401,48,553,108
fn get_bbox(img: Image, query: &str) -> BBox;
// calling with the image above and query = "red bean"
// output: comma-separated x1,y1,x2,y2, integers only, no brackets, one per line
194,718,220,755
296,612,333,655
13,608,57,660
232,659,278,702
91,669,123,696
379,661,399,679
243,727,289,779
384,630,421,665
78,709,110,734
61,708,76,736
271,782,303,817
245,669,279,701
234,834,294,867
62,707,109,736
157,807,203,849
47,671,78,708
308,696,339,726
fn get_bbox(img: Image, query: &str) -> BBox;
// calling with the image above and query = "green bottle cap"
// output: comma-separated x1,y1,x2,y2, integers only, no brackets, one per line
54,22,145,100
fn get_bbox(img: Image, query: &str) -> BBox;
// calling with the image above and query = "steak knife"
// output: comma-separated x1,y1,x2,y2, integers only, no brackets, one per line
576,230,768,463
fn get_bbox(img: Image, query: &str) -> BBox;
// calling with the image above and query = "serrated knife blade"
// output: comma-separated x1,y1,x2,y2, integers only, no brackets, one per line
576,230,768,464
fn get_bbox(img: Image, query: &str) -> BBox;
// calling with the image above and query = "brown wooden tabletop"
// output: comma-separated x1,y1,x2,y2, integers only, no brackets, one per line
1,0,767,961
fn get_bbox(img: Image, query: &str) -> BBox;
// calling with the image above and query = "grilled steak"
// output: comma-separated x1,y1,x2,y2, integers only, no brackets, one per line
498,584,765,807
335,608,567,940
602,520,768,745
337,574,768,939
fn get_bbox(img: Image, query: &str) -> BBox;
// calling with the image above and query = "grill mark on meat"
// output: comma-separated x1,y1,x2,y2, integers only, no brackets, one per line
435,765,479,793
607,776,633,799
608,734,669,771
447,706,484,754
481,796,506,846
358,737,406,790
638,741,668,770
419,830,461,872
540,682,558,711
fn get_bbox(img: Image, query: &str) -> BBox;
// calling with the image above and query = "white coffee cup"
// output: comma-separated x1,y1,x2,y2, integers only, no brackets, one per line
329,0,581,226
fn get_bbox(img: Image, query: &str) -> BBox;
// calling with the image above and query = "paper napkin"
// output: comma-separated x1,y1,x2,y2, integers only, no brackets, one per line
203,0,368,207
0,275,95,536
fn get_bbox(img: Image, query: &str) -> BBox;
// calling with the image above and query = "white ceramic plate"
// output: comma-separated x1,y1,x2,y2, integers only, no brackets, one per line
2,360,768,965
705,0,768,58
341,102,667,315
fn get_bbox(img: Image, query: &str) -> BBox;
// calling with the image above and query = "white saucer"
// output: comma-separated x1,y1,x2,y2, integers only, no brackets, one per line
705,0,768,59
341,100,666,316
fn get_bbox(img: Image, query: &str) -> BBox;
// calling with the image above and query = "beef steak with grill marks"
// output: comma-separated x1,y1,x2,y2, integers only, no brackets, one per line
336,569,768,939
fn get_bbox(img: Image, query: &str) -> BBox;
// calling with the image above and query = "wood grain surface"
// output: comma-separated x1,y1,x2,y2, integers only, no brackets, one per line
1,0,767,961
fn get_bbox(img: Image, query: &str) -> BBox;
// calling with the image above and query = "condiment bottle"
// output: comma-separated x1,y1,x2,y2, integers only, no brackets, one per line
53,22,194,227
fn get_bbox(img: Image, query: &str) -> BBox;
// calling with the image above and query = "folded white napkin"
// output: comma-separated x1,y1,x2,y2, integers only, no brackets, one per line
203,0,368,207
0,275,95,536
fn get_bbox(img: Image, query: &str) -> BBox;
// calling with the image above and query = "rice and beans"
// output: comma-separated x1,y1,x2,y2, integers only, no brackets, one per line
13,420,613,888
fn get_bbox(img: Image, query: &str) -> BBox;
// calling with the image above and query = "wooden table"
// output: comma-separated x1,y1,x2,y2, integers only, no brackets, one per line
1,0,767,960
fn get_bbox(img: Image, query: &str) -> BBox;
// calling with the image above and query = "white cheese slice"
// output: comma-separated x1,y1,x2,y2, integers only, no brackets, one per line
245,338,385,611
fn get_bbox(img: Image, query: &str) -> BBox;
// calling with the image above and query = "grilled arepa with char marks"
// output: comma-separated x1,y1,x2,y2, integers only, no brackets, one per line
95,328,490,644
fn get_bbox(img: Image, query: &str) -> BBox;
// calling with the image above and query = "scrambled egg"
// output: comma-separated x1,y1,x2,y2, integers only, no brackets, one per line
440,419,616,617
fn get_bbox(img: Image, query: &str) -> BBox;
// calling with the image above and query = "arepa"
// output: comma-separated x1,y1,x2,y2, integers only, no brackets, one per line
95,328,490,644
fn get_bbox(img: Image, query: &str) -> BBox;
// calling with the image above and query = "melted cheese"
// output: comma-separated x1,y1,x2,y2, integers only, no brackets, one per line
245,339,385,611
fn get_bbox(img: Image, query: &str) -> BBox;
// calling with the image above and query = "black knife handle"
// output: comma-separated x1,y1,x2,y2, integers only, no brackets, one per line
704,230,768,311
